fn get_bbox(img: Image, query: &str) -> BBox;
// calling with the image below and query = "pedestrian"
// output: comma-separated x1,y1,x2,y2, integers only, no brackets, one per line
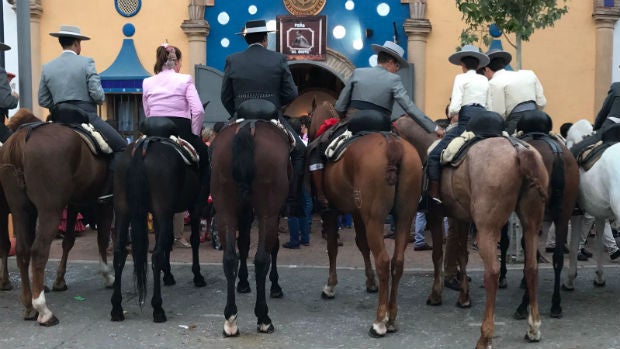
428,45,489,204
0,41,19,141
38,25,127,201
220,19,305,219
482,49,546,134
142,42,208,248
309,40,442,209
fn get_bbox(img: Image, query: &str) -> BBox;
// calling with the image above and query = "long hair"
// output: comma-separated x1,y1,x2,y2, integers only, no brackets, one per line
154,45,182,74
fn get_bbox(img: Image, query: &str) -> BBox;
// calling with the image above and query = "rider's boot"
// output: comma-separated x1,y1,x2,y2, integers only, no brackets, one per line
429,180,442,205
311,169,329,211
97,152,120,203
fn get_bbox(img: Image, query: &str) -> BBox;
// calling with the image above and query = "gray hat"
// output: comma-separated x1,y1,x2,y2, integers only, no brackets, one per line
236,20,274,35
0,42,10,51
448,45,490,68
49,25,90,40
485,49,512,65
371,41,408,67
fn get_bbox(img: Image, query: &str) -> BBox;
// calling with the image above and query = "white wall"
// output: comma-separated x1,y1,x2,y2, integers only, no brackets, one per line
3,0,18,116
614,19,620,83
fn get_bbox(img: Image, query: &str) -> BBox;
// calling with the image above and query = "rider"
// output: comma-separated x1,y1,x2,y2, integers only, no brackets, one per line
482,49,547,134
593,79,620,132
309,40,443,209
0,41,19,142
427,45,489,204
220,19,305,217
38,25,127,201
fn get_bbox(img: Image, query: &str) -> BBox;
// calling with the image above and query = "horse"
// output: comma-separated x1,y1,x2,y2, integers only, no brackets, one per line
495,112,579,320
0,108,115,326
310,102,423,337
110,118,209,323
395,113,548,349
210,113,289,336
563,119,620,289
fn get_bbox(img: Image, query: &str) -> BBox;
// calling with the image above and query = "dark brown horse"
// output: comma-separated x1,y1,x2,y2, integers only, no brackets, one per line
501,113,579,319
0,109,114,326
210,119,289,336
395,115,548,349
310,102,423,337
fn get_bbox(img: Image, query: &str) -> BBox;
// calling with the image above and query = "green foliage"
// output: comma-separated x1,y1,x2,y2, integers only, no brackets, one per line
456,0,569,46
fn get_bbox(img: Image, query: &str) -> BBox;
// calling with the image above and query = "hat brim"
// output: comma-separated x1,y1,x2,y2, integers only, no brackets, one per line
49,32,90,40
448,51,490,68
371,44,408,67
0,42,10,51
487,51,512,65
235,27,275,35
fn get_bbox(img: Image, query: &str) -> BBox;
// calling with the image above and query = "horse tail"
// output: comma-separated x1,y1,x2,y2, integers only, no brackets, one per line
232,125,255,201
385,135,403,186
515,144,548,202
548,153,565,220
128,147,150,307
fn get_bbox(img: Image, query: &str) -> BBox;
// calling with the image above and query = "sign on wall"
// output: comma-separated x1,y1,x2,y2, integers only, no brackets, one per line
276,15,326,61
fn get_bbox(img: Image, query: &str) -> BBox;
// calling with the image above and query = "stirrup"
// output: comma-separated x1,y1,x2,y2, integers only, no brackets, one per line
97,194,114,203
431,197,442,205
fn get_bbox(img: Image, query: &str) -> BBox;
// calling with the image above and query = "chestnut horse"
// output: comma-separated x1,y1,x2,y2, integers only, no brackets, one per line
310,102,423,337
110,119,209,323
210,119,288,336
0,109,114,326
395,115,548,349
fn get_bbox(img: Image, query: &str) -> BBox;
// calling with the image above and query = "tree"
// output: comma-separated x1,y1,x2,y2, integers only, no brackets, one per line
456,0,569,69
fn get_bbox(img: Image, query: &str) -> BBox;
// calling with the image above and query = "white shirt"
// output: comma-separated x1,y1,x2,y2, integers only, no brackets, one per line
448,69,489,117
487,69,546,118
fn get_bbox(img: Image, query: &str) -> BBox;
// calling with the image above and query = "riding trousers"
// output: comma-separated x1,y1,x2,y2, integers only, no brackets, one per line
427,104,484,181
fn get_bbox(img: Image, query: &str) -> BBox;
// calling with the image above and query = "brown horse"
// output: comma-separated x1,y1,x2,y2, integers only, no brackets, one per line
395,115,548,349
310,102,423,337
0,109,114,326
210,119,289,336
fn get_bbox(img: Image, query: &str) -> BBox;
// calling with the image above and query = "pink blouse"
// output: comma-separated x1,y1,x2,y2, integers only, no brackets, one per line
142,68,204,136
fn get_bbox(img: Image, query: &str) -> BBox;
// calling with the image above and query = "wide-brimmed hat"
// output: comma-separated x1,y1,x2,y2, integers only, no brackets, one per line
236,20,274,35
448,45,489,68
485,49,512,65
371,41,407,67
49,25,90,40
0,42,10,51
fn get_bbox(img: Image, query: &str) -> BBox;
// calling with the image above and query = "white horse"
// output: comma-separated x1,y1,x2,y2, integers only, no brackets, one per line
564,119,620,289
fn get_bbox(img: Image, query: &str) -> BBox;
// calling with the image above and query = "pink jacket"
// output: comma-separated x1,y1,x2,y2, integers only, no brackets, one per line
142,68,204,136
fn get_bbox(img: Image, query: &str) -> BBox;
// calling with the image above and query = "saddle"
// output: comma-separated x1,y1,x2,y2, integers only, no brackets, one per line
236,99,278,120
232,119,297,152
133,118,198,165
19,119,113,155
571,124,620,171
515,109,564,156
441,110,508,166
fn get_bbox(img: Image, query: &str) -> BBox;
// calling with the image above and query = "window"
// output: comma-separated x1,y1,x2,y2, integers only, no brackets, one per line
105,93,144,143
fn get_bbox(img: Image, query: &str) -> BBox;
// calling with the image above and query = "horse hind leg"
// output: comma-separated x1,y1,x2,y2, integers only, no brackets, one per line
253,215,276,334
593,220,608,287
364,217,390,338
498,224,510,289
189,204,206,287
236,210,252,294
222,214,240,337
52,206,78,292
269,235,283,298
0,209,12,291
321,209,340,299
475,226,501,349
110,208,130,322
95,202,115,288
352,213,377,293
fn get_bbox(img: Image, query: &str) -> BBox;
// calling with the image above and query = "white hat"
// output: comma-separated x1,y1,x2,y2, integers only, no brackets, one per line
371,41,408,67
49,25,90,41
448,45,489,68
236,20,274,36
0,42,10,51
485,49,512,65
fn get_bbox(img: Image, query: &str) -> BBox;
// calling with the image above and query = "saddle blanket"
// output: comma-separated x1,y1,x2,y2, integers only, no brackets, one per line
575,140,615,171
76,122,113,155
325,130,353,161
440,130,512,166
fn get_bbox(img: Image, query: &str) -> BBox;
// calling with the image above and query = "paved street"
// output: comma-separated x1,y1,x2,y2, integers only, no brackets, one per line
1,222,620,349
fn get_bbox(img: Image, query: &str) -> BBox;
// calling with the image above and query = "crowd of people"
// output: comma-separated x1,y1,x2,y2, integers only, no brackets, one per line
1,17,619,273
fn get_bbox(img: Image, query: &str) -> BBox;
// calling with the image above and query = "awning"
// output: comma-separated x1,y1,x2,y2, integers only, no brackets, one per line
100,38,151,93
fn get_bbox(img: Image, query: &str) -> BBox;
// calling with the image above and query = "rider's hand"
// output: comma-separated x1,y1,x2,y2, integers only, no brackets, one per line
436,127,445,138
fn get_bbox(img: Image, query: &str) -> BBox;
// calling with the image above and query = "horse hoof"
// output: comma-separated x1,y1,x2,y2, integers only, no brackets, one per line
0,281,13,291
257,323,274,333
194,275,207,288
321,291,335,300
222,329,240,337
513,308,528,320
366,286,378,293
52,284,68,292
44,286,50,293
426,298,442,306
456,300,471,309
153,312,167,323
39,315,59,327
110,310,125,322
23,310,38,321
237,282,251,294
550,309,563,319
498,279,508,289
593,280,606,287
524,332,541,343
163,275,176,286
561,284,574,292
386,323,398,333
368,326,386,338
270,288,283,299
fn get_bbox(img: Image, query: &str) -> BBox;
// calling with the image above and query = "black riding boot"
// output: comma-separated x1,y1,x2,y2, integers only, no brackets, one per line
429,180,442,205
97,152,120,203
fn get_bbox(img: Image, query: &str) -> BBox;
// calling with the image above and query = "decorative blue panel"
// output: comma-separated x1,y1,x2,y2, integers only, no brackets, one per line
115,0,142,17
604,0,614,7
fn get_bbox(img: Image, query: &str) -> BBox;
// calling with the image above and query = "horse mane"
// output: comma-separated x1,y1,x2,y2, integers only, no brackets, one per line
7,108,43,132
308,101,339,141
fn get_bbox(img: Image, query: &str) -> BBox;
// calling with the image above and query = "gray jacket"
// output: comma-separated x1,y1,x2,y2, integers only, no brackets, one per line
334,65,437,133
38,51,105,109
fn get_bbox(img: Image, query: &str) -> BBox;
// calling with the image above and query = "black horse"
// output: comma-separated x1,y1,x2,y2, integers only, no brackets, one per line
110,118,209,323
